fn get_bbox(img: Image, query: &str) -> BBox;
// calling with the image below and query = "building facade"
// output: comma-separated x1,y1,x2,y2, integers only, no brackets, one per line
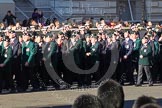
1,0,161,22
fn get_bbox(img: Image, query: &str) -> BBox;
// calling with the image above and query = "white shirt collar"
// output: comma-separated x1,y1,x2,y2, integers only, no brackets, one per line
25,41,30,45
125,38,129,42
11,37,16,43
5,46,9,49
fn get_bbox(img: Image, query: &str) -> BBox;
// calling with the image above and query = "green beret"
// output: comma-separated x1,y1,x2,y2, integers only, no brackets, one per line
130,31,136,34
85,34,90,38
58,31,64,35
46,32,53,38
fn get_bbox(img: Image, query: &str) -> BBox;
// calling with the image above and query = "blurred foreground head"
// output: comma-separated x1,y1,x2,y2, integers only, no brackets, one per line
133,95,157,108
97,79,124,108
72,94,103,108
140,103,162,108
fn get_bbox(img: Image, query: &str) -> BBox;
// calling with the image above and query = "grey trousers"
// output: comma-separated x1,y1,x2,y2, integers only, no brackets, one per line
137,65,153,85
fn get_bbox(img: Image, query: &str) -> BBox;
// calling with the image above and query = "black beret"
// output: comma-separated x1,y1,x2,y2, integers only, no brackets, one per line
91,34,98,39
4,37,10,42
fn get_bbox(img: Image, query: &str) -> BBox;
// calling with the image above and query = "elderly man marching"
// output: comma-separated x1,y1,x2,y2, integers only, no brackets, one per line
136,36,153,87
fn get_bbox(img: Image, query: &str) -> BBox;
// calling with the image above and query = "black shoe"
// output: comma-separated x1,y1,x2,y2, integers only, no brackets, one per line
148,84,153,87
128,82,135,85
17,88,26,92
135,84,142,87
60,84,68,90
120,82,124,86
10,89,17,93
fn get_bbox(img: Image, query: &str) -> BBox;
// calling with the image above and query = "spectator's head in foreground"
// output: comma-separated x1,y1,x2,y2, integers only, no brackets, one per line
140,103,162,108
97,79,124,108
72,94,103,108
133,95,157,108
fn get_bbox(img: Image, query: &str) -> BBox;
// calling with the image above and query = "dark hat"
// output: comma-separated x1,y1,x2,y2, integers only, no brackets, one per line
32,31,37,36
85,34,90,38
147,34,152,37
71,32,76,37
148,31,153,35
4,37,10,42
130,31,136,34
76,31,80,35
100,18,104,21
40,34,46,38
23,32,32,37
19,35,23,38
9,30,15,34
0,33,4,37
106,32,113,38
46,32,53,38
109,33,113,38
143,36,149,40
65,31,71,38
58,31,64,35
91,34,98,39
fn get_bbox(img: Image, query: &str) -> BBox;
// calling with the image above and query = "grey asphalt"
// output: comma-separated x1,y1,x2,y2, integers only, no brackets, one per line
0,84,162,108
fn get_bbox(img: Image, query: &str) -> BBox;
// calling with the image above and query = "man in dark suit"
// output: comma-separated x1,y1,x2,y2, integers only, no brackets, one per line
149,35,160,82
61,33,74,84
9,31,22,90
70,32,84,86
86,34,100,81
99,32,107,76
131,31,142,84
35,35,45,89
120,31,134,85
136,36,153,86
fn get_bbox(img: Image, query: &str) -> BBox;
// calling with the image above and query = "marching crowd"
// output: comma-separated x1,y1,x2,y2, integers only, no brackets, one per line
0,9,162,93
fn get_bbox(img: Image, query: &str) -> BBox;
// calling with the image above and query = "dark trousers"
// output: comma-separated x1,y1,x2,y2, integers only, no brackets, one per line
21,65,39,90
11,58,22,88
0,68,14,90
120,59,134,84
137,65,153,85
151,62,159,82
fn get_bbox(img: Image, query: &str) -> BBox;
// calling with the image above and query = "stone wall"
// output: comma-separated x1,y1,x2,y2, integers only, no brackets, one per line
49,0,117,19
29,0,50,8
145,0,162,21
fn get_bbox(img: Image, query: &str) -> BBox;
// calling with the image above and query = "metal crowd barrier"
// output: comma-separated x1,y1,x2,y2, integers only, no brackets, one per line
0,28,149,37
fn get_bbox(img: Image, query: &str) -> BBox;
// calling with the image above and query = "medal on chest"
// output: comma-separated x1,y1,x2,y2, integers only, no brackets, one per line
125,44,129,49
26,48,30,52
4,54,7,58
48,47,51,51
134,43,136,48
144,49,147,53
